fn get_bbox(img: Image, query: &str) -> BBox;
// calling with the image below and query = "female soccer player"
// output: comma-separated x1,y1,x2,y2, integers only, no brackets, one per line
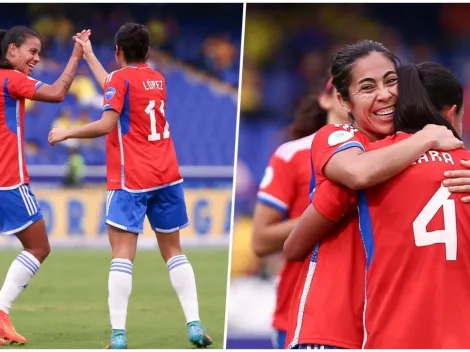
252,79,348,349
48,23,212,349
284,41,469,350
0,25,89,345
286,62,470,348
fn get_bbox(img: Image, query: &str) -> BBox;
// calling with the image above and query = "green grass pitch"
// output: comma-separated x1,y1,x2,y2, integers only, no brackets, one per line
0,248,228,349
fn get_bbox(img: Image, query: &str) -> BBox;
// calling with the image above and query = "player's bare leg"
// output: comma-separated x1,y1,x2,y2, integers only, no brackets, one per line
105,225,138,349
156,230,212,348
0,219,50,345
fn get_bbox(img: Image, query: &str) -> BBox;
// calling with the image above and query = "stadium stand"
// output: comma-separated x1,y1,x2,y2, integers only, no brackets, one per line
3,3,241,171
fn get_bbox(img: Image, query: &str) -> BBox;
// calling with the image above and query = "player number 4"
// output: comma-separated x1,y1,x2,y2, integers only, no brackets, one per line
145,100,170,141
412,186,457,261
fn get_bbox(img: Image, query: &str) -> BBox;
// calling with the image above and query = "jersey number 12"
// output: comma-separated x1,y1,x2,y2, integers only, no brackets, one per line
412,186,457,260
146,100,170,141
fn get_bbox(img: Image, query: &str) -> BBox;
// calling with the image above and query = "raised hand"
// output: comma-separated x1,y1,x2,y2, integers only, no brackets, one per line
73,31,94,59
71,29,91,59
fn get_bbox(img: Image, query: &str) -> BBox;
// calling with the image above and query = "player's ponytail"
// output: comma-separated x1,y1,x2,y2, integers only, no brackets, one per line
288,94,328,140
393,63,460,139
288,77,341,140
0,29,7,56
0,29,10,69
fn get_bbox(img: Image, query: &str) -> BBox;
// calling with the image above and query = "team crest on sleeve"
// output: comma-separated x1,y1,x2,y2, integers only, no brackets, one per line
328,130,354,146
260,166,274,189
105,87,116,101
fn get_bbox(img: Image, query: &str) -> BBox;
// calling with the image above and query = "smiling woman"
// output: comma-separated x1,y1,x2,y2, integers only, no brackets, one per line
319,40,462,190
332,42,399,140
0,26,90,103
282,39,464,350
337,52,398,139
0,28,41,75
285,60,470,350
0,24,90,345
229,4,470,349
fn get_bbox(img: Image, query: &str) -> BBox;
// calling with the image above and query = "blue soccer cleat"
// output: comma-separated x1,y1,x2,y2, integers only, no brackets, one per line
105,329,127,349
187,321,212,348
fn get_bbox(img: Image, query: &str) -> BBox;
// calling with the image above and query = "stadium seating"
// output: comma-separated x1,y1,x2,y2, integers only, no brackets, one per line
24,46,237,167
0,3,240,168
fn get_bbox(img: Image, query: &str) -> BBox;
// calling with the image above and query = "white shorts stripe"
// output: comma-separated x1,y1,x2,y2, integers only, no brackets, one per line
23,186,37,214
106,191,110,209
106,219,132,232
24,186,36,215
19,186,33,216
106,190,115,216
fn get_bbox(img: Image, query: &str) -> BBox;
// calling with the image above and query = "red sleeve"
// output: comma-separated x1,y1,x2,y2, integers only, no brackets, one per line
312,179,357,222
8,70,43,100
102,71,127,114
312,124,369,183
257,149,295,214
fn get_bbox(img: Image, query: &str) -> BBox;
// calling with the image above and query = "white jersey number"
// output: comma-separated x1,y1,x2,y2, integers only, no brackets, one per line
145,100,170,141
412,186,457,260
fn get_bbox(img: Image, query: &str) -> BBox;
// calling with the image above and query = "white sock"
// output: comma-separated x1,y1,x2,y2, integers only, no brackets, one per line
167,255,200,323
0,251,40,314
108,258,133,330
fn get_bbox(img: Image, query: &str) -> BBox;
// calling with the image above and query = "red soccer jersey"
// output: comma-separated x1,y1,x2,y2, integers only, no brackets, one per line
257,134,314,332
286,124,369,349
103,64,182,191
0,69,43,189
313,132,470,348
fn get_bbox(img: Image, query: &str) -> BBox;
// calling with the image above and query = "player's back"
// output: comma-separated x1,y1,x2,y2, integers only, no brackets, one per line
104,64,181,191
362,133,470,348
257,134,314,333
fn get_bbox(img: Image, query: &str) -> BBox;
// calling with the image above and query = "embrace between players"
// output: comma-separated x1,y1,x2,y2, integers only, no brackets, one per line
0,24,212,349
253,40,470,349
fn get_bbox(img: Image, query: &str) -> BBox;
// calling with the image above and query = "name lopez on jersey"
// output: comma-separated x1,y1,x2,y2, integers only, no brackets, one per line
143,80,163,91
412,151,454,165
